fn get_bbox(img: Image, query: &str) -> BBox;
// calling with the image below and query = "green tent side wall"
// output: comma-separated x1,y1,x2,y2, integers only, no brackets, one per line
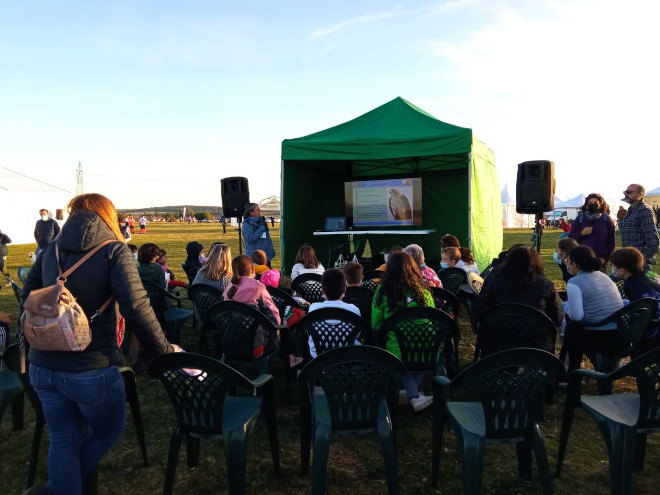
280,97,502,274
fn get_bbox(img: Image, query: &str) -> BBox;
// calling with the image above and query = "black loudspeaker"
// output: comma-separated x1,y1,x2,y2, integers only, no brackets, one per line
516,160,555,213
221,177,250,218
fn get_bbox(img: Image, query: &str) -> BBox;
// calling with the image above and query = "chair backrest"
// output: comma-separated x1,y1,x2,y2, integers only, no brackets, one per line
17,266,30,285
381,306,456,371
291,273,325,303
181,262,196,284
480,263,494,279
361,270,383,291
187,284,225,326
476,303,558,357
436,267,466,295
148,352,258,436
299,345,405,431
207,300,277,363
429,287,460,316
343,286,375,330
3,344,45,421
587,297,659,360
449,348,564,440
266,285,302,320
141,278,171,323
298,307,366,356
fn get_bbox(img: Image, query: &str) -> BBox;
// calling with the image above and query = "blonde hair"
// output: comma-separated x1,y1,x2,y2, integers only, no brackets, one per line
199,243,232,280
67,193,124,242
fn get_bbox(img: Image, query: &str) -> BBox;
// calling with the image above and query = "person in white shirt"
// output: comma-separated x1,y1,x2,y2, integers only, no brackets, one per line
291,243,325,280
307,268,361,358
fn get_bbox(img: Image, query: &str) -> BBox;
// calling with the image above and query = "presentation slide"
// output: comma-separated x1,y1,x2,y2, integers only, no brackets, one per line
346,178,422,227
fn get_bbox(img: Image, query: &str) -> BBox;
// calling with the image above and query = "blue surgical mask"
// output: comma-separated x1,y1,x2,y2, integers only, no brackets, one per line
611,267,617,277
553,252,560,264
440,262,449,269
133,253,138,261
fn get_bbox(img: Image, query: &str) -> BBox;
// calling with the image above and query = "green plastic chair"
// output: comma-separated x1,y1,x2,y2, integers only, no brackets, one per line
296,307,367,357
298,345,405,494
141,278,194,345
186,283,225,355
148,352,280,495
474,303,558,360
0,357,23,431
436,267,466,295
560,298,658,394
381,306,459,378
556,347,660,495
361,270,383,291
432,348,564,494
291,273,325,303
17,266,31,284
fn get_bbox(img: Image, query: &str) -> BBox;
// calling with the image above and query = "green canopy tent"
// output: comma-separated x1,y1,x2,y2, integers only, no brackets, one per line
280,97,502,274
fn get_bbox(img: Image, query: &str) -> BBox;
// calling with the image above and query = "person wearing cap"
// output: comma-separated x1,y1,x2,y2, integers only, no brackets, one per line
617,184,659,269
242,203,276,267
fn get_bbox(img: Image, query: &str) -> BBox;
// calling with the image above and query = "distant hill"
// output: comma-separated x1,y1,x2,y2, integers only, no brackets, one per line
118,197,280,216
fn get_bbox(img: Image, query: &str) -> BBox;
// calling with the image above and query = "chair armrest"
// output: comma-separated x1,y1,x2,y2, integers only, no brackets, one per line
252,373,274,388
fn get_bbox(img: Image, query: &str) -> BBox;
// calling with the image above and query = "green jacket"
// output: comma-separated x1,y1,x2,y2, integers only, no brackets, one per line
371,286,435,359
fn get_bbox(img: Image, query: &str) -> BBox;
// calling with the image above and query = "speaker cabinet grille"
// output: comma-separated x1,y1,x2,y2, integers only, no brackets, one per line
516,161,555,214
221,177,250,218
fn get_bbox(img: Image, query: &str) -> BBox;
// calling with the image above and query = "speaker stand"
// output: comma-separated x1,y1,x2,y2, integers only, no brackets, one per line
532,213,544,253
237,215,243,255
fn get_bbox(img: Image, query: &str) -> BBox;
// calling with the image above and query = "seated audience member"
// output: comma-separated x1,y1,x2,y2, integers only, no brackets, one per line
158,249,188,289
251,249,270,277
307,268,361,358
405,243,442,288
291,243,325,280
559,217,571,238
343,261,364,287
610,247,660,353
474,245,563,355
138,243,166,289
127,243,138,264
563,245,624,370
182,241,204,282
372,251,436,413
191,243,232,293
224,255,282,374
554,237,579,284
457,247,480,276
441,234,460,249
377,246,404,271
440,247,461,270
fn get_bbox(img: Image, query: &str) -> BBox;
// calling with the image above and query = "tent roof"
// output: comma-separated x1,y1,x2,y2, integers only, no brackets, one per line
556,194,586,208
647,185,660,195
281,97,473,162
1,167,71,194
501,182,516,204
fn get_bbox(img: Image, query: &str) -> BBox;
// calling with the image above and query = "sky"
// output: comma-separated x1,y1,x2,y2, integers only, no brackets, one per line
1,0,659,209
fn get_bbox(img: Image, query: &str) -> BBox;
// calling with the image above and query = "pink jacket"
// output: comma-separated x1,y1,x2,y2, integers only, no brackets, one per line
223,276,281,325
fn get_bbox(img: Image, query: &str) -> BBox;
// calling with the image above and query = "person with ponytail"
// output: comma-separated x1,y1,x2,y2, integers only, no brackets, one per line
563,245,624,370
223,255,281,374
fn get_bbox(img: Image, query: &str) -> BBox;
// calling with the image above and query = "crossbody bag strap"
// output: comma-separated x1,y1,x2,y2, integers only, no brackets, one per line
55,239,118,320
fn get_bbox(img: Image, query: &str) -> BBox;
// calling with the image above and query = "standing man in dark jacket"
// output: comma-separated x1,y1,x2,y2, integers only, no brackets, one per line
242,203,276,267
34,208,61,256
618,184,659,269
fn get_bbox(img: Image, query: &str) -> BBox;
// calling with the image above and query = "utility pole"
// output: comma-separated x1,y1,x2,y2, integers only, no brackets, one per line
76,161,84,195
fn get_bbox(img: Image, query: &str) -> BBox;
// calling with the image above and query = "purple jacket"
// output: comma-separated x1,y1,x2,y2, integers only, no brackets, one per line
569,213,616,260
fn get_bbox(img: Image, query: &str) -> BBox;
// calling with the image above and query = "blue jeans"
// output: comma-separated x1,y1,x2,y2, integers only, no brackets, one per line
30,364,126,495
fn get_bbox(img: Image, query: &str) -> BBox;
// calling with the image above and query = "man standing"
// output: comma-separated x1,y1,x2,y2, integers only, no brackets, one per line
34,208,60,256
617,184,659,268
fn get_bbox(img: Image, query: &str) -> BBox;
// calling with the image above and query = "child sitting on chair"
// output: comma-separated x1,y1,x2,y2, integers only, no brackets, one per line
250,249,270,278
307,268,361,358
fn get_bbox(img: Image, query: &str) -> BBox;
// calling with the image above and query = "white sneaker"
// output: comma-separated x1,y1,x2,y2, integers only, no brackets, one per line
409,392,433,412
398,390,409,405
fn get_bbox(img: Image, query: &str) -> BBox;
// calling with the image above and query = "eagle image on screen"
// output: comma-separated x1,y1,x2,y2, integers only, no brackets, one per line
388,189,412,221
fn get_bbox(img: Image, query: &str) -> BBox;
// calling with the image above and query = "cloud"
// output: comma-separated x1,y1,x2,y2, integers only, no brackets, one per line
311,0,472,39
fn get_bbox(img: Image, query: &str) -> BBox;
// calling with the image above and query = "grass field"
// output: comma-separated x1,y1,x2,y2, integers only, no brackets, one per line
2,224,657,494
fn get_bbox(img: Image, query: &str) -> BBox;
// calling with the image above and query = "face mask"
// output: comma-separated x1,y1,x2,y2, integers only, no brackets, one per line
553,252,561,264
41,215,48,221
611,267,616,277
440,262,450,269
200,255,206,261
587,204,599,213
133,253,138,261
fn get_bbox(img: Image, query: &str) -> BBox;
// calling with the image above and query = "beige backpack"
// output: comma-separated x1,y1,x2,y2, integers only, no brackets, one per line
21,240,115,352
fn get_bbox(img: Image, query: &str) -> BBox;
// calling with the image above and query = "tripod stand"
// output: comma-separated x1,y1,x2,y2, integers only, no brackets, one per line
531,213,544,253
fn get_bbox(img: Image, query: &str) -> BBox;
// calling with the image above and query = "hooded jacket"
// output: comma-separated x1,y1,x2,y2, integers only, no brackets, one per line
182,241,203,281
223,276,281,326
21,210,174,371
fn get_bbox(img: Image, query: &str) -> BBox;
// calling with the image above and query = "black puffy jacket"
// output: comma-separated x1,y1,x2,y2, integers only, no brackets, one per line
21,210,174,371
